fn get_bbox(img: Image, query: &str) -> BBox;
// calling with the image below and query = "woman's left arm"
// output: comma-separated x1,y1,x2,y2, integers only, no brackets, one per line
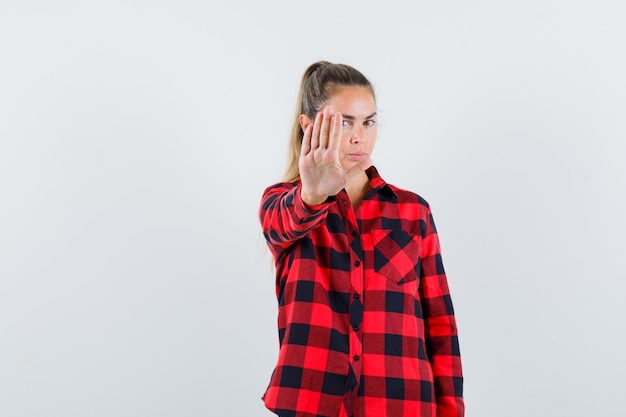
419,206,465,417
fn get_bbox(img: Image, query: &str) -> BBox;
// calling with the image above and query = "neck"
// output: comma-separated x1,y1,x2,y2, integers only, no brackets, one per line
345,171,370,209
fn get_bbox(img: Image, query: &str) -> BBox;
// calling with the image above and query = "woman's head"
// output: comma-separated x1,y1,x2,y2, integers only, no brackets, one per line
283,61,376,182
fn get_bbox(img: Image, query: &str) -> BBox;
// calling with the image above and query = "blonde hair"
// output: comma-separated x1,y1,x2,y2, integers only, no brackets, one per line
283,61,375,183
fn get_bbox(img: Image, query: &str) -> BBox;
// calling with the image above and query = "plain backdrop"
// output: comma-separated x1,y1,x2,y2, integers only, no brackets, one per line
1,1,625,416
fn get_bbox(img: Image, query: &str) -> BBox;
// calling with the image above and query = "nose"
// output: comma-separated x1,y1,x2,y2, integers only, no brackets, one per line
350,124,365,143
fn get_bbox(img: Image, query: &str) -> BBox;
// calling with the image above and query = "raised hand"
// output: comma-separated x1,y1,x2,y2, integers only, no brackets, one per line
299,106,372,206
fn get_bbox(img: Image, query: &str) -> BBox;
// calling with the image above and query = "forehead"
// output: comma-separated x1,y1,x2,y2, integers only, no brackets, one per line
325,86,376,116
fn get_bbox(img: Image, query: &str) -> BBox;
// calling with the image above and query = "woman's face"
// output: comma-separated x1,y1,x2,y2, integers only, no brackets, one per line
303,86,378,171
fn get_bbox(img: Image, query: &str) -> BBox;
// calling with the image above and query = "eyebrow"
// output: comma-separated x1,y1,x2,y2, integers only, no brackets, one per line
341,112,378,120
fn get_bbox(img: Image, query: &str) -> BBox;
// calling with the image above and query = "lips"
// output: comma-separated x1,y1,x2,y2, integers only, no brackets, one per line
348,153,367,160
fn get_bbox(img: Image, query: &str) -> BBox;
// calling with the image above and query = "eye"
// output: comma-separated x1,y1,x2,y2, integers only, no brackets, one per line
341,120,351,127
365,119,376,126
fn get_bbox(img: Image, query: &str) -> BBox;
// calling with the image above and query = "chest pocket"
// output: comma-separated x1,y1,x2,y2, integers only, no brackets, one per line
371,229,421,284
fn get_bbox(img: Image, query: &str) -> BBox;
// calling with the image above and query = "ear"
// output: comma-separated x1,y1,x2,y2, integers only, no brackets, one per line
299,114,313,131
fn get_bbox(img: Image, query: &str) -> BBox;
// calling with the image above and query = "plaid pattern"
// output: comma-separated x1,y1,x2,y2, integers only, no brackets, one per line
259,167,464,417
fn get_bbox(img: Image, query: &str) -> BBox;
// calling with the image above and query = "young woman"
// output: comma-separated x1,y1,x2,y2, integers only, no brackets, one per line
259,61,464,417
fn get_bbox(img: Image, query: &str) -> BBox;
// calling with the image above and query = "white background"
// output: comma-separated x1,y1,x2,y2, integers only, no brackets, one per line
1,1,625,416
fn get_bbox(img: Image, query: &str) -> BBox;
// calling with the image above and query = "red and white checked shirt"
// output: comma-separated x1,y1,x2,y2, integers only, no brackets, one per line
259,167,464,417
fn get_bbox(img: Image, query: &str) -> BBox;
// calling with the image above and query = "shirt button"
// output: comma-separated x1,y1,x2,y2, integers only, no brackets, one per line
353,355,360,361
343,200,348,207
354,260,361,267
351,231,357,238
354,294,360,300
352,325,359,331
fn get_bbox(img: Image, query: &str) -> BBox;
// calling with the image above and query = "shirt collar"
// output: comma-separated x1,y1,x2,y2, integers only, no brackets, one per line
366,166,397,199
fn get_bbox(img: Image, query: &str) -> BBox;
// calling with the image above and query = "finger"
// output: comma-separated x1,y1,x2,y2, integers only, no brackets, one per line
328,111,342,152
310,111,322,150
318,106,332,149
301,124,313,155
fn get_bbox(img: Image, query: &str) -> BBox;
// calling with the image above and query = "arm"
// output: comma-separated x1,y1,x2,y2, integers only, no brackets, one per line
419,208,464,417
259,183,332,260
260,106,373,260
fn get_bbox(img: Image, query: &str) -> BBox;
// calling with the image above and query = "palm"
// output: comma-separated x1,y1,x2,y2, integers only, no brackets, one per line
299,107,371,205
300,149,346,201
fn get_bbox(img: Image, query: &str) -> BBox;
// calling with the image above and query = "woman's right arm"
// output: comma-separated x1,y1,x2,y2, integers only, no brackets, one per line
260,106,372,259
259,182,332,259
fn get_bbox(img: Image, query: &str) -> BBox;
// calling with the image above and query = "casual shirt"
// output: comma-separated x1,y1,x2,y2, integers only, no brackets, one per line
259,167,464,417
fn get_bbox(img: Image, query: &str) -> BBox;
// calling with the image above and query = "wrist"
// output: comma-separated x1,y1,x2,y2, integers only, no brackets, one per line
300,189,327,206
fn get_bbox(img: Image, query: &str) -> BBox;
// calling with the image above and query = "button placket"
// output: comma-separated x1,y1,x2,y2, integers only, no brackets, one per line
343,198,364,383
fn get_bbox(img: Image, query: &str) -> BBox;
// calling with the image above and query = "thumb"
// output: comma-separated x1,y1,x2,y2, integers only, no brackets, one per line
344,158,374,182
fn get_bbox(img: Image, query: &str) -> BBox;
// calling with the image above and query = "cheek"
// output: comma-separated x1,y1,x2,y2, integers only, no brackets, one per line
339,132,352,148
367,130,378,147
